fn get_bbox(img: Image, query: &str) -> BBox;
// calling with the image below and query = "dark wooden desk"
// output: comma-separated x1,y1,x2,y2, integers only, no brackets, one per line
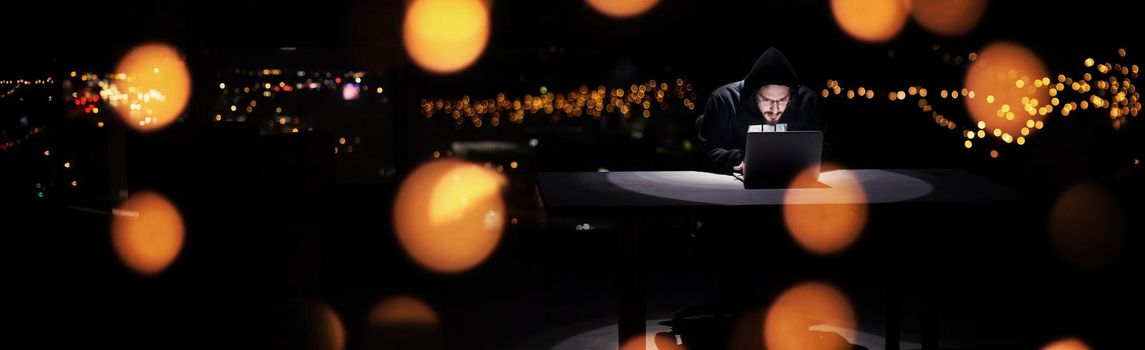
536,169,1023,349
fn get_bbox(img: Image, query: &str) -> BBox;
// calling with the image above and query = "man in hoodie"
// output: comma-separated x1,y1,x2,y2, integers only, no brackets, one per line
697,47,824,174
676,47,827,326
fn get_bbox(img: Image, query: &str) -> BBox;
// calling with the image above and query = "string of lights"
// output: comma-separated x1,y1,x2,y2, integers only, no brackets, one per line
418,78,698,128
822,48,1139,158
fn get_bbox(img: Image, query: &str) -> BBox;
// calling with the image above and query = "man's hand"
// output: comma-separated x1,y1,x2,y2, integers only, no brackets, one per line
733,161,744,173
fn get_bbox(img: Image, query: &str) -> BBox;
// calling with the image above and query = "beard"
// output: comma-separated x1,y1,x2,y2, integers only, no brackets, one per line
763,111,783,124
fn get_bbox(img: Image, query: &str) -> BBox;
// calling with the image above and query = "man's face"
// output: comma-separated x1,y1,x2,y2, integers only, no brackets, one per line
756,84,791,124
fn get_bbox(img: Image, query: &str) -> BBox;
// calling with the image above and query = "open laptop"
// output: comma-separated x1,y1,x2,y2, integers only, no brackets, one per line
739,126,823,189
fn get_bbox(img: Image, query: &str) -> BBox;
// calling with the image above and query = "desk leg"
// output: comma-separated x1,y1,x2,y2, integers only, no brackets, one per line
618,217,647,345
886,265,901,350
921,219,940,349
922,281,939,349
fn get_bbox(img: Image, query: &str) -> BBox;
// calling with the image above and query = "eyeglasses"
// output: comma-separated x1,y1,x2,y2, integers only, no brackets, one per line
757,95,790,106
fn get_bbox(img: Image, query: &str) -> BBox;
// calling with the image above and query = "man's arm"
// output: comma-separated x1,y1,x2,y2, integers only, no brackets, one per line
697,93,744,174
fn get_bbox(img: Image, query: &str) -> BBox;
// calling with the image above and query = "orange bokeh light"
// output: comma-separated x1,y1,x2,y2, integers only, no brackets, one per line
369,295,441,327
1043,337,1091,350
831,0,909,43
403,0,489,74
620,332,685,350
586,0,660,18
111,190,184,276
764,281,857,350
910,0,987,36
1049,182,1125,270
367,296,442,350
393,159,506,274
964,42,1049,137
783,165,868,255
113,43,191,132
301,300,345,350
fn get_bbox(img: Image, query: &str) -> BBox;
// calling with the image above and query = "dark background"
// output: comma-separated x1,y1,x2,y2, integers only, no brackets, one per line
3,1,1142,349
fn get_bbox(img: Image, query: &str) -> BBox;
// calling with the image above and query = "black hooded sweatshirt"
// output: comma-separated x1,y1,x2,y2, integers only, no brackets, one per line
697,47,824,174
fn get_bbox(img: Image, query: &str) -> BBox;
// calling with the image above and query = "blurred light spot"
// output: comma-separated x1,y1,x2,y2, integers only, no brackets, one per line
112,191,184,276
298,300,345,350
393,159,506,273
367,296,442,349
342,83,360,101
1043,337,1091,350
764,281,857,350
113,43,191,132
586,0,660,18
990,149,999,158
404,0,490,74
783,164,868,255
621,332,685,350
369,295,440,327
965,42,1049,137
831,0,909,43
910,0,987,36
1049,182,1125,270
